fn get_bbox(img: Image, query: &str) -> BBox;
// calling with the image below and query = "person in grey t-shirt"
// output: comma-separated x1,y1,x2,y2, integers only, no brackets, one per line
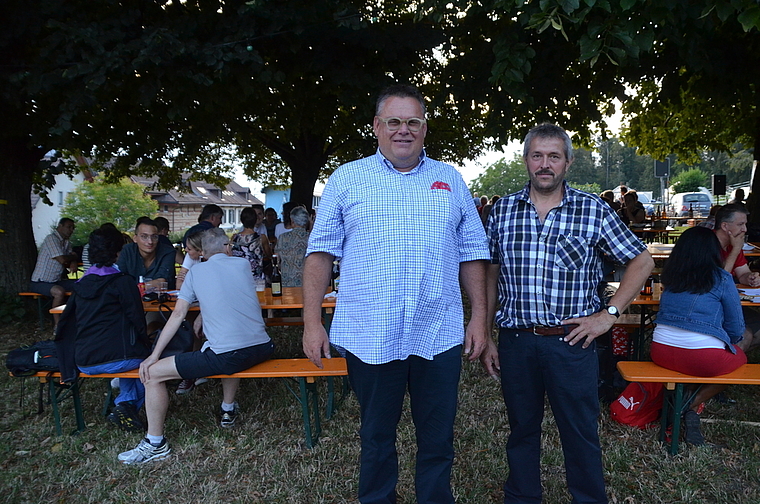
117,228,275,465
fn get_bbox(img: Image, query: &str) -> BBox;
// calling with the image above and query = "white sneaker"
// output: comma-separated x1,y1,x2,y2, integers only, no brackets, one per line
118,438,171,465
194,377,209,386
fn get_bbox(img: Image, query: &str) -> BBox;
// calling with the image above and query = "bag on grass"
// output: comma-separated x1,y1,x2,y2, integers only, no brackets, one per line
154,303,194,358
610,381,664,429
5,340,59,376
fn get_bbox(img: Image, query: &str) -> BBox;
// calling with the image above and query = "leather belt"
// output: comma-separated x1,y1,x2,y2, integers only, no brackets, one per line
515,324,579,336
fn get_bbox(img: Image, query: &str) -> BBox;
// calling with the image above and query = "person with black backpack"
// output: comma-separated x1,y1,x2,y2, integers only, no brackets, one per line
56,226,151,433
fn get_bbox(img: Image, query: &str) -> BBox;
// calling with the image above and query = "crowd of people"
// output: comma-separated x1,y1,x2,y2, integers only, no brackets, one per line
27,83,759,503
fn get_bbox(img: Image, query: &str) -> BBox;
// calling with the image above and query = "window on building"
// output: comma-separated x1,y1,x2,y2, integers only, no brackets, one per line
312,196,321,211
58,191,64,206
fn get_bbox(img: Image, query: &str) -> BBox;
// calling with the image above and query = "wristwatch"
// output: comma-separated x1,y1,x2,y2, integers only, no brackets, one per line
605,306,621,318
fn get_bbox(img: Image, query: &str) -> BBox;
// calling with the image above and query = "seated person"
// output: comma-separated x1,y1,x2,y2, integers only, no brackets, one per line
117,218,176,292
56,227,151,432
714,204,760,350
175,230,205,395
600,190,621,212
154,216,184,265
274,201,297,239
697,204,721,230
81,222,121,272
118,228,275,465
619,190,646,224
29,217,79,329
275,206,310,288
176,231,203,290
651,226,750,445
231,206,271,282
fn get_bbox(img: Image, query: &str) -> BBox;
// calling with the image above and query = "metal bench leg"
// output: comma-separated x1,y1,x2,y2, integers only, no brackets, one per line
48,380,63,436
71,380,85,434
102,381,115,417
659,385,672,444
326,376,336,420
37,296,45,331
297,377,322,448
669,384,685,455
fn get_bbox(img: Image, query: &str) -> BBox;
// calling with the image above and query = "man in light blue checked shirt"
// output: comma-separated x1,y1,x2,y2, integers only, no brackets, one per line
302,84,489,504
482,123,654,504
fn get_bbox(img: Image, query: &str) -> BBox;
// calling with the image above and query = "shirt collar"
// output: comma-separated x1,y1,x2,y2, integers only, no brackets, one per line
374,148,427,174
519,181,577,207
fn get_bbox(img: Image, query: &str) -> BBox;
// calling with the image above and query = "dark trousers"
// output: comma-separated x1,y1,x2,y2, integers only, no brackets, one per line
346,346,462,504
498,329,608,504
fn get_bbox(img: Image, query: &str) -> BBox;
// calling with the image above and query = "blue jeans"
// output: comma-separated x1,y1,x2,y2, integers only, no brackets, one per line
346,345,461,504
498,329,607,504
78,359,145,409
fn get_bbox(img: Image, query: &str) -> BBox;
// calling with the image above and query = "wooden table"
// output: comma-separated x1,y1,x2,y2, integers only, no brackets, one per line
51,287,337,314
647,242,760,260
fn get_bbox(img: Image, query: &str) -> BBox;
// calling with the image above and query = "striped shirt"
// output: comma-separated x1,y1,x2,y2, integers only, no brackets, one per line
487,182,646,328
307,150,490,364
31,230,72,282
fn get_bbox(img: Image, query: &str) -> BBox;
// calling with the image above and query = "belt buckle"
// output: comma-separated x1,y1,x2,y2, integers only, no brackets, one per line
532,325,549,335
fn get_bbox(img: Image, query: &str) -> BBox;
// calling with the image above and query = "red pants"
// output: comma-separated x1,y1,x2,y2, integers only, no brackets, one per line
651,342,746,377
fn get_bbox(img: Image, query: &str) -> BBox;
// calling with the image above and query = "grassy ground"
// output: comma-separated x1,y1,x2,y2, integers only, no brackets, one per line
2,320,760,503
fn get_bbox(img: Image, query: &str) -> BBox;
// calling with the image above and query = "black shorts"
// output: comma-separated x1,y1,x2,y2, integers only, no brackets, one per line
174,341,275,380
28,279,76,296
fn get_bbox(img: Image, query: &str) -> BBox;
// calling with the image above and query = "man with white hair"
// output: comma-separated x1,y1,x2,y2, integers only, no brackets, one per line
117,228,274,465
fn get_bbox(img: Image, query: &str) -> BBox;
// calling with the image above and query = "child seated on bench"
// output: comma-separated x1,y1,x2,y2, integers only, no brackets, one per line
118,228,274,465
652,226,751,445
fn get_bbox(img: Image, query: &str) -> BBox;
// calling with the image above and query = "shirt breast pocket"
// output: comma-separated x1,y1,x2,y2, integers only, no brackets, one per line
555,235,588,271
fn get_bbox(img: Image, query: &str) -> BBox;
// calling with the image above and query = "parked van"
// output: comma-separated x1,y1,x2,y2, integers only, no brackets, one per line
669,192,713,217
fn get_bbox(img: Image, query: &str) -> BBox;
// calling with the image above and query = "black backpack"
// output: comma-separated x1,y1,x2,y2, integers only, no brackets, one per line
5,340,59,377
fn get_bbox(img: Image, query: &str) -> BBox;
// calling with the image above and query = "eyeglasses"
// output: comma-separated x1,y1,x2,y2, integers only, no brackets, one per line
137,234,159,242
377,117,426,133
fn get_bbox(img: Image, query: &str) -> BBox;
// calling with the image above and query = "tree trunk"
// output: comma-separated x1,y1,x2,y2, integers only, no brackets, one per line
289,159,322,209
0,139,40,294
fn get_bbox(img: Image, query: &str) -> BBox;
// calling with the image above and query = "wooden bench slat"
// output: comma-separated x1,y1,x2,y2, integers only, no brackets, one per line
617,361,760,386
23,358,347,380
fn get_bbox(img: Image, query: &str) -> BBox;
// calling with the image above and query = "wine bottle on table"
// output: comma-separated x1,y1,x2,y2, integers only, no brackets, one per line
271,254,282,297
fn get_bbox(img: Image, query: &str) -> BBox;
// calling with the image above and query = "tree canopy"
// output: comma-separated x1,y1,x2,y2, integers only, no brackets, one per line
7,0,760,294
2,0,489,292
469,154,529,198
669,168,709,195
62,178,158,246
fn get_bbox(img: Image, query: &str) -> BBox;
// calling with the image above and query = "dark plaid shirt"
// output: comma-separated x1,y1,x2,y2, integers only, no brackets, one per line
487,182,646,328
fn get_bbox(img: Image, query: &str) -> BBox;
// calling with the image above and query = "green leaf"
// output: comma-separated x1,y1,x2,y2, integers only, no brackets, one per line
620,0,637,12
737,5,760,32
558,0,581,14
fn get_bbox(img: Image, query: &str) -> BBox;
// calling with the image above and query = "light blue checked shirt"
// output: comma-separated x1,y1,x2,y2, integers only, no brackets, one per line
487,182,646,329
307,150,490,364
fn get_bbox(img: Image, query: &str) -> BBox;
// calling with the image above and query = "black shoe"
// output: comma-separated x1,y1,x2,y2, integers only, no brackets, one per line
108,402,145,433
683,409,705,446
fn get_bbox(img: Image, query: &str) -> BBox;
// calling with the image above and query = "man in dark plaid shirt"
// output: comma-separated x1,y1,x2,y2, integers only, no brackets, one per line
482,124,654,504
